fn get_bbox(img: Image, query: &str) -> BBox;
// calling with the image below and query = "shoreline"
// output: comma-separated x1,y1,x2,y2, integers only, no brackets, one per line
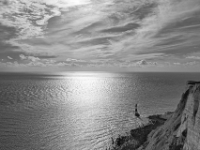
107,112,173,150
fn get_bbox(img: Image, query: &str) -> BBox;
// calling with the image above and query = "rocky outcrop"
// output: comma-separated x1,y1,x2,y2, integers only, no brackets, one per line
109,81,200,150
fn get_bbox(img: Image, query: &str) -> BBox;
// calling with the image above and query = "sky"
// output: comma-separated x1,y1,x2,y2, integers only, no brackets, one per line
0,0,200,73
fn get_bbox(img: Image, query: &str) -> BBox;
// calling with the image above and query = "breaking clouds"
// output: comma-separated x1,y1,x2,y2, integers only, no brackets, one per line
0,0,200,72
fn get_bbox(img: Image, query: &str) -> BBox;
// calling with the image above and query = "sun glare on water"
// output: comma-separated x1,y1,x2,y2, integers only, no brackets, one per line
63,72,113,107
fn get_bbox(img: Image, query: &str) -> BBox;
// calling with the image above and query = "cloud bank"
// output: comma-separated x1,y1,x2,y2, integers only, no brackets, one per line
0,0,200,72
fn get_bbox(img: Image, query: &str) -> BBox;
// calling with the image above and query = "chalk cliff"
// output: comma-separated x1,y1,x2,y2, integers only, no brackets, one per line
142,81,200,150
110,81,200,150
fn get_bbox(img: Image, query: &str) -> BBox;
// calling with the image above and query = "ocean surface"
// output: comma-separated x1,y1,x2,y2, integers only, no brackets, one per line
0,72,200,150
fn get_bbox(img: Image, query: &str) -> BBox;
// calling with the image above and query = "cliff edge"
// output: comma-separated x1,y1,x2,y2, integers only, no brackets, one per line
142,81,200,150
110,81,200,150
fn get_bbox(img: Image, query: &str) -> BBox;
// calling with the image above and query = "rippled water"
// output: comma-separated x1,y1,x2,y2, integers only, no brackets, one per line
0,72,200,150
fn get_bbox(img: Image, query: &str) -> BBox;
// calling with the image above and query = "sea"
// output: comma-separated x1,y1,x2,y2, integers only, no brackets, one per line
0,72,200,150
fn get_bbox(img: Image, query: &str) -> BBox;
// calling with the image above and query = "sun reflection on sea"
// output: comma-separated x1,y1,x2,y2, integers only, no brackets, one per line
67,74,108,106
61,73,115,149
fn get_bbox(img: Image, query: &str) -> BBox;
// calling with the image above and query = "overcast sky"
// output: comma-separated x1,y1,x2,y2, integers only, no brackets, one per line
0,0,200,73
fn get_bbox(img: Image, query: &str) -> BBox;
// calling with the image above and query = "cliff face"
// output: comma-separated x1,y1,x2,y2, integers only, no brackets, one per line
182,82,200,150
143,82,200,150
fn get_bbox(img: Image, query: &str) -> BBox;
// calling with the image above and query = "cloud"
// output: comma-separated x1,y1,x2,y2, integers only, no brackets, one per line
2,0,156,58
186,56,200,60
134,60,157,66
19,54,26,60
66,58,86,63
173,62,181,65
0,0,61,40
7,56,13,59
100,23,140,33
122,53,164,62
19,54,40,62
185,61,198,65
26,56,40,62
0,23,19,52
146,0,200,55
110,0,200,57
136,60,147,65
1,0,200,72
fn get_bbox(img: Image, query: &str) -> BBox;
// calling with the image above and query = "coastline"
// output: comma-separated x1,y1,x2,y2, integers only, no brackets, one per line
108,81,200,150
107,112,173,150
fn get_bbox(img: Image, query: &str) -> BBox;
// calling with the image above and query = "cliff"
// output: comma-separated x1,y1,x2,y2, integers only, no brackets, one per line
109,81,200,150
